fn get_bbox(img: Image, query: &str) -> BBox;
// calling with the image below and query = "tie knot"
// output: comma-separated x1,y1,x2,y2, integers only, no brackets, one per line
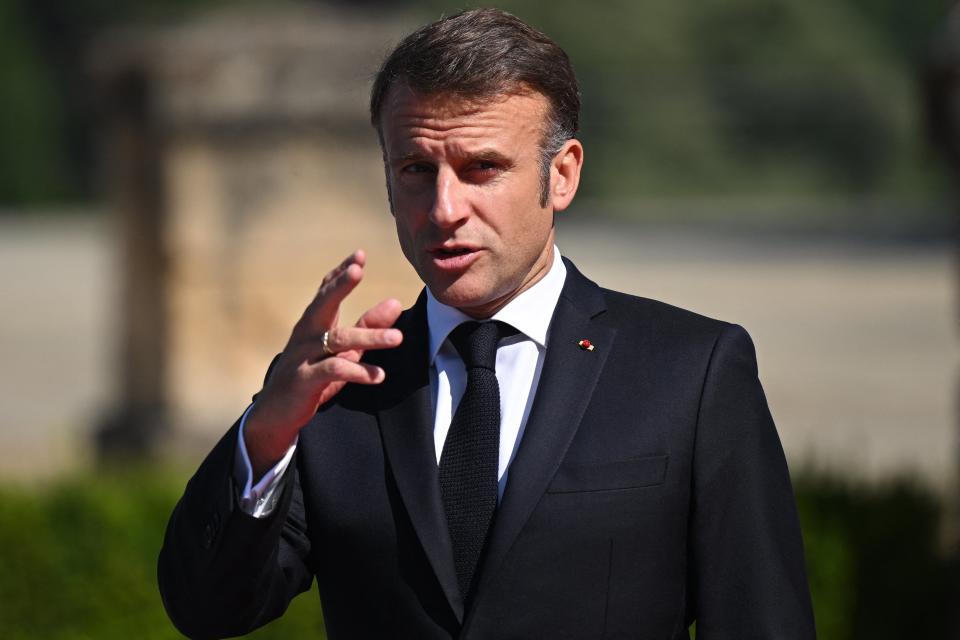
448,321,515,371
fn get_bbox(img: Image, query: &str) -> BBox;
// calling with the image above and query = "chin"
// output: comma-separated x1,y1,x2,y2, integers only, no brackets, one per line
433,287,490,310
429,281,497,314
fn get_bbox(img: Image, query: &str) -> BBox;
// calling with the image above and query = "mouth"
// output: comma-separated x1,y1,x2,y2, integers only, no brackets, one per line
428,245,483,271
431,246,475,257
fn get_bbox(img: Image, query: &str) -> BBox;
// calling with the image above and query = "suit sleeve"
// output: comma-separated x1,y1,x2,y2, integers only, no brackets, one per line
689,324,816,639
157,358,314,639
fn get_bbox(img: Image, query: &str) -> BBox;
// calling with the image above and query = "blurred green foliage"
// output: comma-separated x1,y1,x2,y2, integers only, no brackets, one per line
0,466,954,639
0,0,953,217
0,467,327,640
0,0,72,204
795,474,957,639
418,0,951,201
0,0,247,208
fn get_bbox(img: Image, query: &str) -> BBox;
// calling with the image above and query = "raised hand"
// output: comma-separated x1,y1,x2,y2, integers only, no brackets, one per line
243,250,403,476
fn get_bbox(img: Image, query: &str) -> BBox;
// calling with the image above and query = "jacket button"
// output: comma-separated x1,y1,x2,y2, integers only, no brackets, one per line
202,523,215,549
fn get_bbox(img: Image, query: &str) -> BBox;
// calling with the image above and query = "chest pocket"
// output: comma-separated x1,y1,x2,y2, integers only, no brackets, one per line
546,454,669,494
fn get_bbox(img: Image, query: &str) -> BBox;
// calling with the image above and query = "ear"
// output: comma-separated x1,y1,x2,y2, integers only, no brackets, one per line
549,138,584,213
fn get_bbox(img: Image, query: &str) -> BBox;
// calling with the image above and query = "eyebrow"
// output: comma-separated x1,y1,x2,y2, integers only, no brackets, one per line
388,148,514,168
470,149,513,166
388,152,426,168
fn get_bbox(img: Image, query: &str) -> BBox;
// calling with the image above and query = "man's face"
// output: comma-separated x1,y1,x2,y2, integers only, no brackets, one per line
380,87,558,318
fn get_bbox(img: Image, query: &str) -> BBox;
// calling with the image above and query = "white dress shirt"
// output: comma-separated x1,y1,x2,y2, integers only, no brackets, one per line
235,246,567,517
426,246,566,499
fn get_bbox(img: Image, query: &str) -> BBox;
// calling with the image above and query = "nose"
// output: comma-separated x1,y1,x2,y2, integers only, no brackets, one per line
428,166,469,228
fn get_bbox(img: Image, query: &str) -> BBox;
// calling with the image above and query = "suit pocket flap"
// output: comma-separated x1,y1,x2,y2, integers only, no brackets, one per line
547,455,669,493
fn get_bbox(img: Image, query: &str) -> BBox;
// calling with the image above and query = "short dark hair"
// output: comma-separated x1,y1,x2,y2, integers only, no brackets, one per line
370,8,580,206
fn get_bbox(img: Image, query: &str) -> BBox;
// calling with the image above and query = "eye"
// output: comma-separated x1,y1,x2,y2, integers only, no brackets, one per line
459,159,505,185
472,160,499,172
401,162,435,175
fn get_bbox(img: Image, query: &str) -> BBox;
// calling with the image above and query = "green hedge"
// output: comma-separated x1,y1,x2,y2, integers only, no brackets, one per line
795,474,957,639
0,468,325,640
0,467,954,639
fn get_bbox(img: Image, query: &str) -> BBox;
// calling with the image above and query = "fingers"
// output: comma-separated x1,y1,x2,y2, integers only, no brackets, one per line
308,326,402,361
356,298,404,330
312,299,405,369
321,249,366,287
306,356,386,386
285,250,403,384
314,261,362,326
296,250,366,337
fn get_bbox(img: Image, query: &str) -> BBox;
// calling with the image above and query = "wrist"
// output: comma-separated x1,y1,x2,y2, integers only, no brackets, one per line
244,403,299,478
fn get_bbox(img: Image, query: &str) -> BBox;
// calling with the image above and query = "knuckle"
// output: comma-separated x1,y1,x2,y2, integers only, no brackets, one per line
326,357,348,378
294,360,313,381
327,327,342,349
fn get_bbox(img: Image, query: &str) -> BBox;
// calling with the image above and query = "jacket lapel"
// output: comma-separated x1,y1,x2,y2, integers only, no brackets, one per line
376,294,465,622
377,259,615,624
472,259,617,600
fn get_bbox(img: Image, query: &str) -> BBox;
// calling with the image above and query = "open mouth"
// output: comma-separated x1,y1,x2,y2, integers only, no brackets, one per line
434,247,474,257
429,245,482,271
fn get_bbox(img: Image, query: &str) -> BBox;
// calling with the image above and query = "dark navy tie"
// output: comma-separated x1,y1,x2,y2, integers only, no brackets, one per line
439,320,514,597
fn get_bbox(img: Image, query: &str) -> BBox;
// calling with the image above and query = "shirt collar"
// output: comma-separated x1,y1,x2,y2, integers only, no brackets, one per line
426,245,567,364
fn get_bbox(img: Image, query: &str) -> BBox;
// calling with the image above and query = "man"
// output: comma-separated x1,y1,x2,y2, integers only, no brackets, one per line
159,8,815,639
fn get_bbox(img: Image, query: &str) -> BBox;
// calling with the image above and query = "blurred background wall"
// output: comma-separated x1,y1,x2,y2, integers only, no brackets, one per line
0,0,956,638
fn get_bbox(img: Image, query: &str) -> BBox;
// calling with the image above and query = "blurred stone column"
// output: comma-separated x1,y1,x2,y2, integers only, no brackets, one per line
93,62,169,456
91,6,422,457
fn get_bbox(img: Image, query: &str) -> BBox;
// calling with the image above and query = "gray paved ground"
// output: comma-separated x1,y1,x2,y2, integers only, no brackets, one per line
1,215,956,492
0,216,113,478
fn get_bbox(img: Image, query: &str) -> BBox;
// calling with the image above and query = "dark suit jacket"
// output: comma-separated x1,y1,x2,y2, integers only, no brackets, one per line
158,258,815,639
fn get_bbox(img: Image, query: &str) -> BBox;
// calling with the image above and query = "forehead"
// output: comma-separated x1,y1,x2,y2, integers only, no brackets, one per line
380,86,549,155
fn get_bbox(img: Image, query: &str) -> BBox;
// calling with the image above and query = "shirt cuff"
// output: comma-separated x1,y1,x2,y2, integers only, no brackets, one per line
234,403,298,519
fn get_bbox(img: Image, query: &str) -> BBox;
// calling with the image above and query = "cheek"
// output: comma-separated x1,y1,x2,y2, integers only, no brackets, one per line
500,192,551,241
391,187,432,232
393,215,417,260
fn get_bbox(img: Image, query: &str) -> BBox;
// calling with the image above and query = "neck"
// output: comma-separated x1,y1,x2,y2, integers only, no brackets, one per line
457,243,555,319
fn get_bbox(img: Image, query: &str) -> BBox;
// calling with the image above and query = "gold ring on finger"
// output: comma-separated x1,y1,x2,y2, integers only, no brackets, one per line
321,330,335,357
